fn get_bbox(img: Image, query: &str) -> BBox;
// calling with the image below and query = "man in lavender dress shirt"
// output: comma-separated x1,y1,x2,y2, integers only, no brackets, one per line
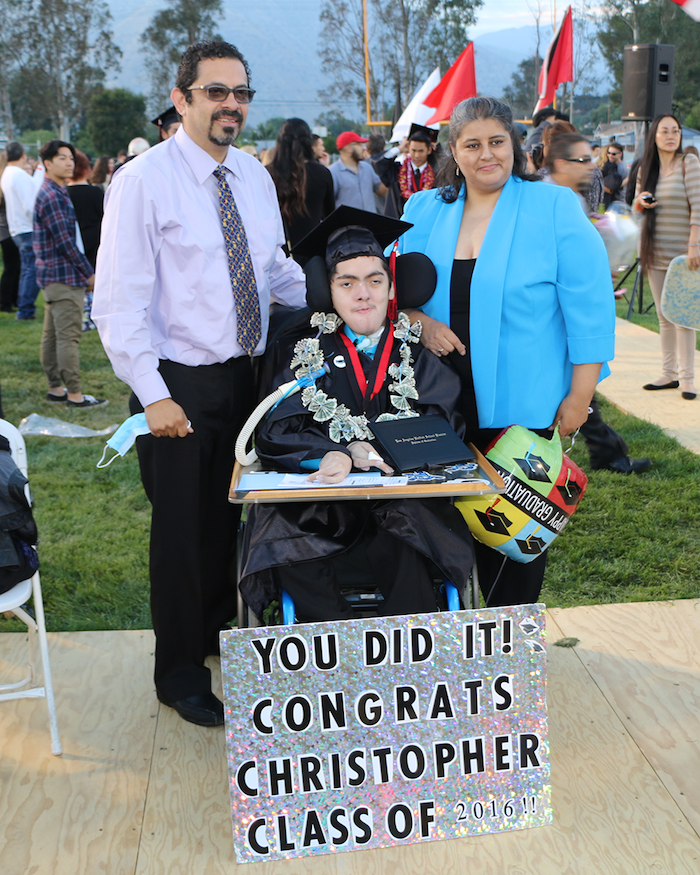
93,40,307,726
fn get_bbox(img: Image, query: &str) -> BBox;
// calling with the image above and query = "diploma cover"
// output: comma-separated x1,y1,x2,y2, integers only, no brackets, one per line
371,415,475,472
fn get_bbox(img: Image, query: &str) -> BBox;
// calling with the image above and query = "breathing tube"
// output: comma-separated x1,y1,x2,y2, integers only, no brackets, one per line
234,366,328,465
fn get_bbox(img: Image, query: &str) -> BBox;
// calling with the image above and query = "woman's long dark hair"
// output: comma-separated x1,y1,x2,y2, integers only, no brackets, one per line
90,156,110,185
434,97,538,203
267,118,314,223
637,113,684,271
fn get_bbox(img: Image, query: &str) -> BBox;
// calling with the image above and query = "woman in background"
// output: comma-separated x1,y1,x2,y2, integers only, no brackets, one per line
635,114,700,400
68,151,104,269
267,118,334,265
90,156,111,192
68,151,104,330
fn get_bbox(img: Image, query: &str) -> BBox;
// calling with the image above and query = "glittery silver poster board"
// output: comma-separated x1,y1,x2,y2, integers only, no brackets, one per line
220,604,551,863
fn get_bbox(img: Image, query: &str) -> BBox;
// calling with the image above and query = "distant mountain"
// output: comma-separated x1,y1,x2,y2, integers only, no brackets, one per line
103,4,611,133
105,0,331,129
473,25,553,98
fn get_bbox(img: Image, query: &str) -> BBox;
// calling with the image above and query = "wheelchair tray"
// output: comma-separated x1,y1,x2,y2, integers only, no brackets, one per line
229,444,505,504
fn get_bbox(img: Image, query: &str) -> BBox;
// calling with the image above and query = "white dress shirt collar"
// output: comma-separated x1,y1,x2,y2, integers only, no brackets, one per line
172,124,243,185
409,158,428,174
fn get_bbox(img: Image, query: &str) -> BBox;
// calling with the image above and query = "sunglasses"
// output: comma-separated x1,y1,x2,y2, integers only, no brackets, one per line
564,156,593,164
187,85,256,104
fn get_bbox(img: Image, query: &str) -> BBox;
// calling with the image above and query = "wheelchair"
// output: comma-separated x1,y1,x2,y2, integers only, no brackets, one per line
235,517,480,629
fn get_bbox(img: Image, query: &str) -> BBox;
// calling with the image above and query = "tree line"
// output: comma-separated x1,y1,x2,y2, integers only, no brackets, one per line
2,0,700,157
0,0,225,156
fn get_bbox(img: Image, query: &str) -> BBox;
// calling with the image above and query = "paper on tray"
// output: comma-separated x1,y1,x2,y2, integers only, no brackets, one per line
279,473,409,488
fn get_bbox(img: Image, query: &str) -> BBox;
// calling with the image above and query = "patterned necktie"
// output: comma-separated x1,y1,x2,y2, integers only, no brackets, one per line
213,165,262,355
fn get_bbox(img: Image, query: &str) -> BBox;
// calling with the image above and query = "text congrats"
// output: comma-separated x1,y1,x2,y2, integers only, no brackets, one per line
220,604,550,863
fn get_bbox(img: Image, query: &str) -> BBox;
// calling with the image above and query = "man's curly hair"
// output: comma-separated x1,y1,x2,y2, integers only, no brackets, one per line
175,40,251,101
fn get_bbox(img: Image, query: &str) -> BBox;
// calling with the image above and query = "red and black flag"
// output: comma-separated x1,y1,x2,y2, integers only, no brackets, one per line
534,6,574,115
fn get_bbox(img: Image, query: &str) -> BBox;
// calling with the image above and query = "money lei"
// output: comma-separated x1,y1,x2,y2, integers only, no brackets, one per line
291,311,423,444
376,311,422,422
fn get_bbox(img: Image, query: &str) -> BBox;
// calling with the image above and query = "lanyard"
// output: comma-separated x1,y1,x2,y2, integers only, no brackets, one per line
338,325,394,410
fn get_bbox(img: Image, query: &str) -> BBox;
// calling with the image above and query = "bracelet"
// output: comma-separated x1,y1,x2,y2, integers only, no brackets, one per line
690,244,700,248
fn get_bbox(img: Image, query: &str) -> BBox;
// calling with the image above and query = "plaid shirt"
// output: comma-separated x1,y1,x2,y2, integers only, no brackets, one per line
33,178,93,287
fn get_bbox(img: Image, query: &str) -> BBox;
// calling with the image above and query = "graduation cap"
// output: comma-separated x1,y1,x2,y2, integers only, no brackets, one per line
556,480,584,506
409,122,439,144
295,206,437,312
515,534,547,555
513,454,552,483
474,507,512,536
294,206,411,266
151,106,181,138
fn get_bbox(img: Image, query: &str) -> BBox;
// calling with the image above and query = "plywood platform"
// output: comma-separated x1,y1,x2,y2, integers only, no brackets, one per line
2,602,700,874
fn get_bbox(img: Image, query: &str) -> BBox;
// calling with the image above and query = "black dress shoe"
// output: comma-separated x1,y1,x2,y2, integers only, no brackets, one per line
682,391,697,400
593,457,652,474
643,380,679,390
157,692,225,726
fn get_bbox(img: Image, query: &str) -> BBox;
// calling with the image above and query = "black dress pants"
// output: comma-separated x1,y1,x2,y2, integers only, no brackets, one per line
130,357,254,701
0,236,20,310
579,396,628,467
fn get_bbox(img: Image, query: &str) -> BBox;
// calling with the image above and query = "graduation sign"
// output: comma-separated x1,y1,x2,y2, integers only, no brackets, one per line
220,604,551,863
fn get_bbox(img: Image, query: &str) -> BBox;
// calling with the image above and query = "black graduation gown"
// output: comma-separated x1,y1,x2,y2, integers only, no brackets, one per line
373,155,403,218
238,323,475,618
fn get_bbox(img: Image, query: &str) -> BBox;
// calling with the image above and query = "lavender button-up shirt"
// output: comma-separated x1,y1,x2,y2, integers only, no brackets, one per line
92,126,307,407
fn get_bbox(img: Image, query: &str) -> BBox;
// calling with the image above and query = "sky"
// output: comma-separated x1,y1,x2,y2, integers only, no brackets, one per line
470,1,563,37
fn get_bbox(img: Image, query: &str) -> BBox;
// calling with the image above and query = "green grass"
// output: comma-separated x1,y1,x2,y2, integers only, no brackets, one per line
614,275,700,350
541,398,700,606
1,296,151,632
1,283,699,632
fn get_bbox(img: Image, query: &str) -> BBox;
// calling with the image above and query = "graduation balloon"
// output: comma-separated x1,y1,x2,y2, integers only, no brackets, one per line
456,426,588,563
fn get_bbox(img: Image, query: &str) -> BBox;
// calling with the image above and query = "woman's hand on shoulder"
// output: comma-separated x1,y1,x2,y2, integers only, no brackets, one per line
414,312,466,357
306,451,352,484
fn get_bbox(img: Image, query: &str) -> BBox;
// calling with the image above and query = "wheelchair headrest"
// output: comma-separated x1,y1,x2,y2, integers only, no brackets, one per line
304,252,437,314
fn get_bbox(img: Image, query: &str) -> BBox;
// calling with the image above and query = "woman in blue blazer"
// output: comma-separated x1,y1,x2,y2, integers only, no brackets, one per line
397,97,615,606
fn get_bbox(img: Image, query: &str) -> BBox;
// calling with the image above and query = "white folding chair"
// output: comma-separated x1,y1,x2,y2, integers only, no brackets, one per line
0,418,62,755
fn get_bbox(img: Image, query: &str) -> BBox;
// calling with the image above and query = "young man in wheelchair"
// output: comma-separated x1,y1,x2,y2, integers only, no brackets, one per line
238,207,474,623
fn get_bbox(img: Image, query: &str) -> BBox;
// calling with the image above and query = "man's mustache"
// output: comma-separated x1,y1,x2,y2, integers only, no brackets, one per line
212,110,243,125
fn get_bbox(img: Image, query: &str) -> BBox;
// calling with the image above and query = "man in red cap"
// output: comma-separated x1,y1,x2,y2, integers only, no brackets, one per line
330,131,387,212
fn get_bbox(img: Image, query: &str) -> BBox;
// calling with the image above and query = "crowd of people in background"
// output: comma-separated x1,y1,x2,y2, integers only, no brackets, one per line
1,141,133,319
1,98,694,426
0,107,187,413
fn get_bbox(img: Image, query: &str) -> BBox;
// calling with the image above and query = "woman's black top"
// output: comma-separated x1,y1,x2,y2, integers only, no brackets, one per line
286,161,335,263
67,184,104,268
448,258,479,429
448,258,553,449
